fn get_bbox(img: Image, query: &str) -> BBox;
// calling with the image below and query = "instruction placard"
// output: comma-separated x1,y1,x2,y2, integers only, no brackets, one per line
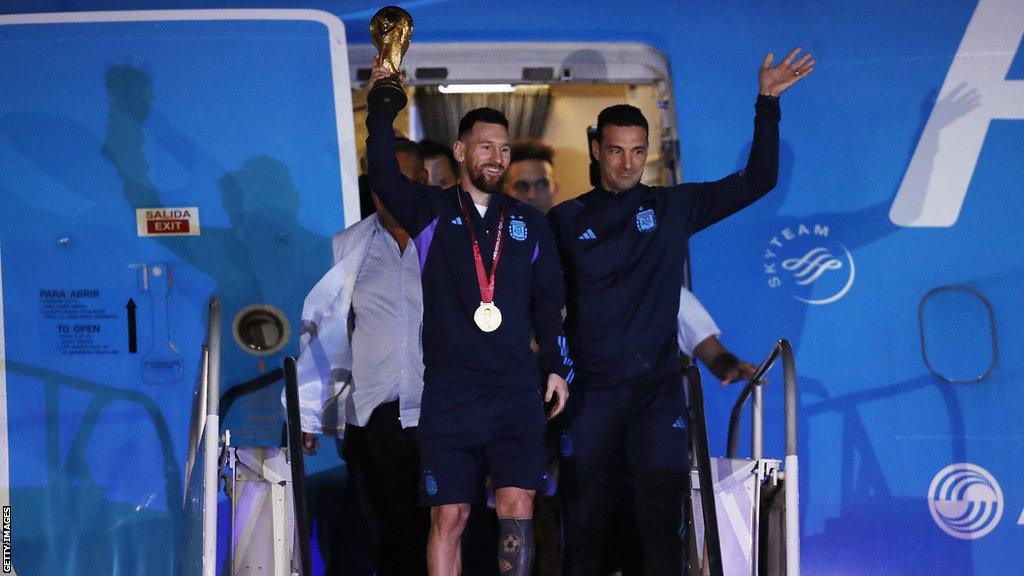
40,288,121,355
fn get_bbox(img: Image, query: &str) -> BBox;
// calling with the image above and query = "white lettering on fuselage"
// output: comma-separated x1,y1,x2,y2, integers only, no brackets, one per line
890,0,1024,227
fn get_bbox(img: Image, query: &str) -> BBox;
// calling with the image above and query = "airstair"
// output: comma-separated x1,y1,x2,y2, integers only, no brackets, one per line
179,298,797,576
686,340,799,576
179,299,312,576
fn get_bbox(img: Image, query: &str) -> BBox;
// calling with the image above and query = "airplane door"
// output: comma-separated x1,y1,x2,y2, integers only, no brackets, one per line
0,10,358,575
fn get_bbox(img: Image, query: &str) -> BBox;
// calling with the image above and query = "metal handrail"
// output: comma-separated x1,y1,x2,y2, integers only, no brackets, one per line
201,298,221,576
724,338,799,576
726,340,796,459
283,357,312,576
685,364,724,576
184,299,219,482
184,346,209,496
206,299,220,422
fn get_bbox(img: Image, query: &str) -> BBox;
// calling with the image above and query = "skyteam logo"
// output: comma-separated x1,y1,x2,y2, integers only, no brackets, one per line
635,207,656,232
509,218,528,241
928,463,1003,539
763,222,855,305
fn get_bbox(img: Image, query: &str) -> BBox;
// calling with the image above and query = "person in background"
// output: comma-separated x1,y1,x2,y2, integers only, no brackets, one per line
291,137,430,575
505,139,559,214
678,286,758,385
419,138,460,189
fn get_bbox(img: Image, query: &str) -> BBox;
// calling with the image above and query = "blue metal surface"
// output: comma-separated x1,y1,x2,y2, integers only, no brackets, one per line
1,2,1021,575
1,11,348,575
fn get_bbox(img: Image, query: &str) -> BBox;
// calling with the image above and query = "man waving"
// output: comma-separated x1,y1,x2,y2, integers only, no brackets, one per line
549,48,813,574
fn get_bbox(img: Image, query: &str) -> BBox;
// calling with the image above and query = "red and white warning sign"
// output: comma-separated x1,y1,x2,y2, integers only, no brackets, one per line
136,207,201,237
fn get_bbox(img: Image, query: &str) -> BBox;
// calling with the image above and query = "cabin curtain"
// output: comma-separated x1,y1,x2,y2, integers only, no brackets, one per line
414,85,551,146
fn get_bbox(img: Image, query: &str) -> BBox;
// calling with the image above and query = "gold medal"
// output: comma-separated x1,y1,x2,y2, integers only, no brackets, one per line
458,191,507,333
474,301,502,332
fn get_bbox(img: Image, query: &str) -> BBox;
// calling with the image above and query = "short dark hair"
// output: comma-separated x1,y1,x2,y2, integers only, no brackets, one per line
510,139,554,165
418,139,457,173
595,104,649,142
457,107,509,139
394,137,422,159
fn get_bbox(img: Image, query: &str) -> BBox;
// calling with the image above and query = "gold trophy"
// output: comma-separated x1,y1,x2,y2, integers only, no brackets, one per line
369,6,414,113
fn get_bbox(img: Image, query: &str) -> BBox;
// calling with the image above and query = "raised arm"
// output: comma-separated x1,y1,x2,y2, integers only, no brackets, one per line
365,61,440,236
685,48,814,233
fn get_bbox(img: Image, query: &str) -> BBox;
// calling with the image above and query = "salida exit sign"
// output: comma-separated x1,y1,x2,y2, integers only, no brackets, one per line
136,207,201,237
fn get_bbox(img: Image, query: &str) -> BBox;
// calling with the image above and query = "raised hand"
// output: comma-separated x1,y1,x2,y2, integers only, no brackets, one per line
759,47,815,97
367,54,405,91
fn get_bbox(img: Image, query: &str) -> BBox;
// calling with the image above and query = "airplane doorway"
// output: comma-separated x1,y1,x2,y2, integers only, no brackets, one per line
347,42,681,203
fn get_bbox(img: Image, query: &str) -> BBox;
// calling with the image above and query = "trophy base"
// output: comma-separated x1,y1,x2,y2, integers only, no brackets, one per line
367,79,408,113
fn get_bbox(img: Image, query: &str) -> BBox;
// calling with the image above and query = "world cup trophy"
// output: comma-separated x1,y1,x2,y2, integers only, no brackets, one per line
369,6,414,113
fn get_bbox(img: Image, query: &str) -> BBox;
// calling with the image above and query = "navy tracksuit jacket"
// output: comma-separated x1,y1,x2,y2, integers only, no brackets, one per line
548,95,781,389
548,95,780,574
364,108,573,390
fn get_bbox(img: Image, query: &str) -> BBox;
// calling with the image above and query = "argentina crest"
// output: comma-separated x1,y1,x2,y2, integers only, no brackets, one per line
635,207,657,232
509,217,528,241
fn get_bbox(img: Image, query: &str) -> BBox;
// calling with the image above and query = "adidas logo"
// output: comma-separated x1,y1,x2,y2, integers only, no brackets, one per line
451,216,463,225
578,229,597,240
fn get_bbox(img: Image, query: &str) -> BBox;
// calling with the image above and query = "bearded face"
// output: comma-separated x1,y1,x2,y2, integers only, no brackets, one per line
466,157,505,194
456,122,511,195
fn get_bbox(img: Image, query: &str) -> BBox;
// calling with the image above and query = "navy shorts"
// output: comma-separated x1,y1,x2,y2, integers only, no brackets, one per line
416,381,548,506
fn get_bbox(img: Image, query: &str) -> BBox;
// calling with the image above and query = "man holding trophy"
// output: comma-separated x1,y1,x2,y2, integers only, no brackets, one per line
363,7,571,576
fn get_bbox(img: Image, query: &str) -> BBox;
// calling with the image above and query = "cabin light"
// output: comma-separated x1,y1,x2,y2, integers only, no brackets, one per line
438,84,516,94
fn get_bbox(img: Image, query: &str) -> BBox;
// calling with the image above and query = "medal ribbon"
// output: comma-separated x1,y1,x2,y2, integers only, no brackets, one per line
458,191,505,304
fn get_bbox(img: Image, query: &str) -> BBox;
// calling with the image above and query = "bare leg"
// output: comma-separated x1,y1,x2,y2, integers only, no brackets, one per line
428,503,470,576
495,487,536,575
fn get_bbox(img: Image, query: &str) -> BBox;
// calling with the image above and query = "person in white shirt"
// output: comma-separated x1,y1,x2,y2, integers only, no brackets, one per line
291,138,430,576
677,285,757,385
